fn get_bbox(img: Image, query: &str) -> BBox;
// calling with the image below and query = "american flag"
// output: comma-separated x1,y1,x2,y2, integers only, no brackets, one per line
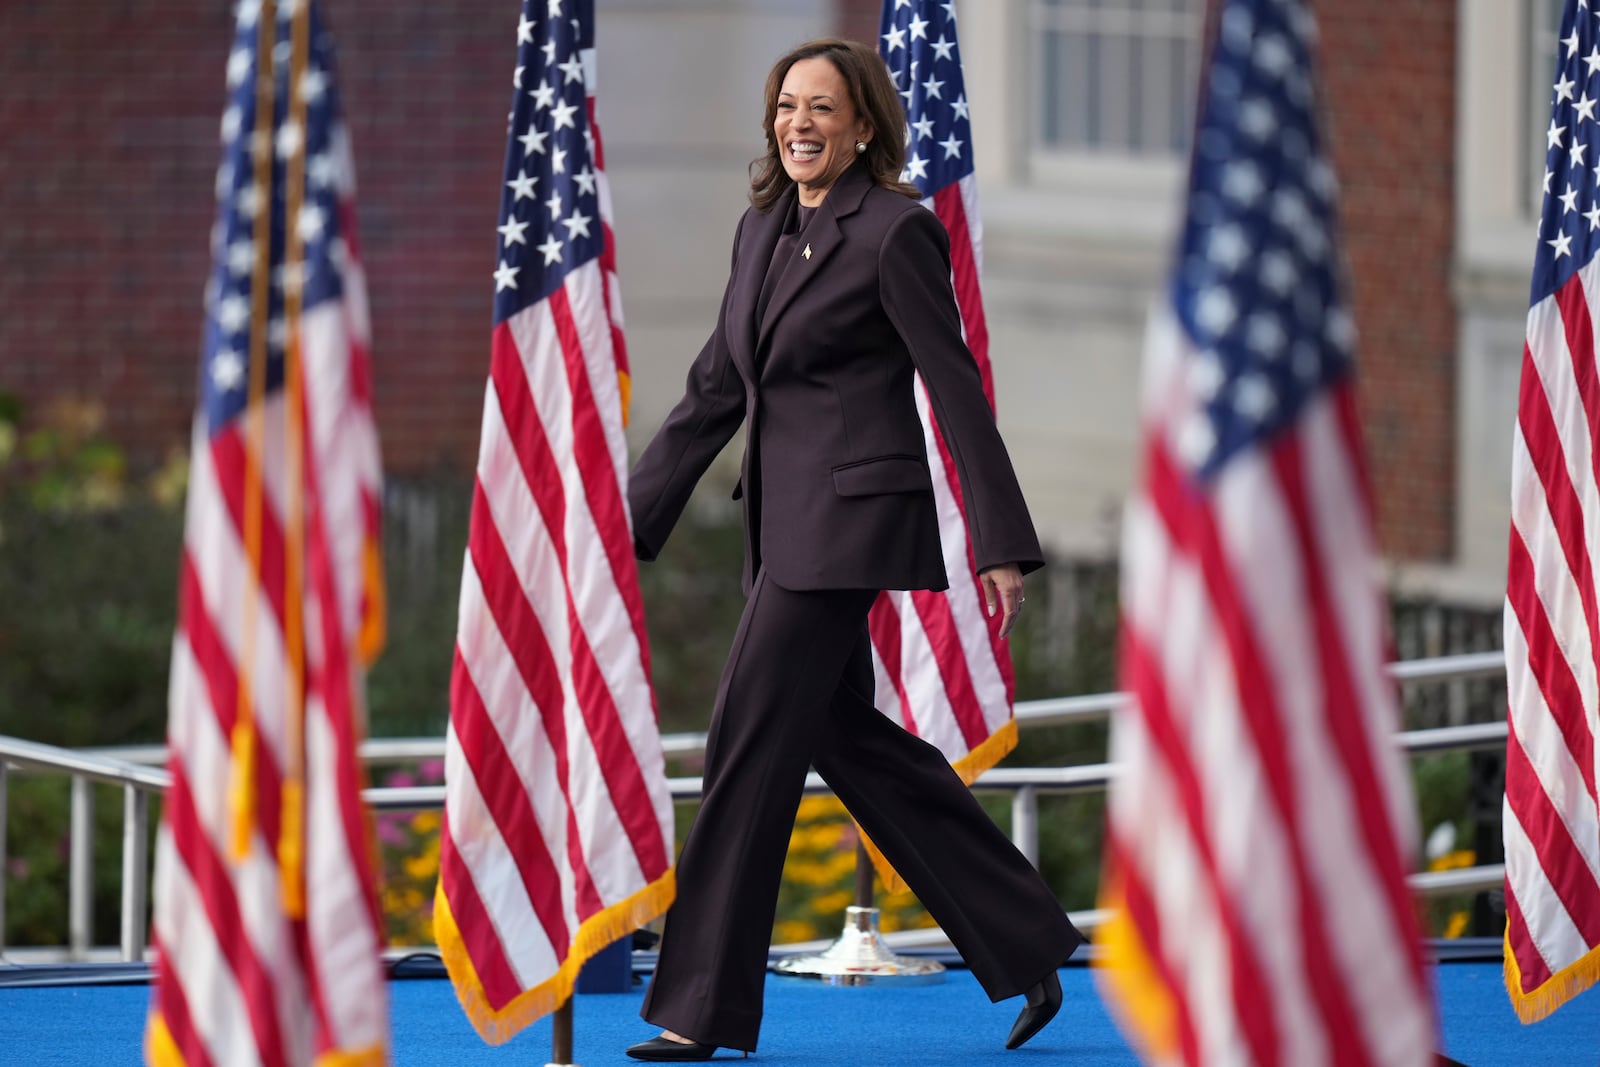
873,0,1018,805
1094,1,1436,1063
433,0,675,1044
1505,0,1600,1025
145,1,390,1064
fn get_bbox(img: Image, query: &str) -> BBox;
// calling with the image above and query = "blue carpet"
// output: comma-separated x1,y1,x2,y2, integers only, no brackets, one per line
0,963,1593,1065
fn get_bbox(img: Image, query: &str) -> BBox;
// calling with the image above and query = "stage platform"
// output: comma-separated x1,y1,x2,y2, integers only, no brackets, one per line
0,943,1591,1066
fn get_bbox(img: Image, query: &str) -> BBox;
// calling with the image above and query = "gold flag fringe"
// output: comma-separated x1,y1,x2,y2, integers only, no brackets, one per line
434,868,676,1046
858,717,1018,895
1093,875,1180,1063
1504,923,1600,1023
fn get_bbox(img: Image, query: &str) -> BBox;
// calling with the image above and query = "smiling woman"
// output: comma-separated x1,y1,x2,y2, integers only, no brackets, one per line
621,36,1081,1063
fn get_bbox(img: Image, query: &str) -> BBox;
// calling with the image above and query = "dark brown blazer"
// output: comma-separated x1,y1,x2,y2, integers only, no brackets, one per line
629,161,1043,592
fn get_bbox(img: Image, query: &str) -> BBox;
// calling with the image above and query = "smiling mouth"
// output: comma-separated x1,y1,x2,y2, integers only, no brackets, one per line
788,141,822,163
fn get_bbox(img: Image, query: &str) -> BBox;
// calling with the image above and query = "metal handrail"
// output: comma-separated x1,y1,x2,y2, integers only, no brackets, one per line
0,649,1510,962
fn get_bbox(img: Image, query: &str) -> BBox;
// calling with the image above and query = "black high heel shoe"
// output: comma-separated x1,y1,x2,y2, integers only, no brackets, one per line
625,1035,747,1061
1005,970,1063,1050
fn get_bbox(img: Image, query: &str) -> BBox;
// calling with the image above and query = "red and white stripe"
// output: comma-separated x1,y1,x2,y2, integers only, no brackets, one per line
433,71,674,1044
1504,260,1600,1021
147,127,388,1067
1098,308,1434,1066
870,172,1017,778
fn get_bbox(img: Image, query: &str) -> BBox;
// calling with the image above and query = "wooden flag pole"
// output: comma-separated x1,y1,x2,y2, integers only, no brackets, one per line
546,998,575,1067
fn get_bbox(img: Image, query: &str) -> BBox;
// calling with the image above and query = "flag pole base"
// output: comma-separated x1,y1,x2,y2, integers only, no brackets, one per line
773,906,946,986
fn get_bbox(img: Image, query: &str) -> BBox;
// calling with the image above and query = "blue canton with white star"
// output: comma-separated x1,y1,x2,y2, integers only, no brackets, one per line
492,0,604,326
1172,0,1353,479
1532,0,1600,305
202,0,349,438
880,0,972,195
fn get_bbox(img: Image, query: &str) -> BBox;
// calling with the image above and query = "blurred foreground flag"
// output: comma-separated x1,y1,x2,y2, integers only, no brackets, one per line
145,0,389,1064
1095,1,1436,1063
433,0,674,1044
870,0,1019,794
1504,0,1600,1025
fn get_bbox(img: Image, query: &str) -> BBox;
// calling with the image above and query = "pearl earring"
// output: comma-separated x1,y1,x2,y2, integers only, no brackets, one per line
855,141,867,154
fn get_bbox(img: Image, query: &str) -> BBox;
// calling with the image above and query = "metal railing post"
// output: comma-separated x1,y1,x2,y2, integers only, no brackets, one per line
1012,785,1040,870
70,775,93,960
121,784,150,962
0,761,8,957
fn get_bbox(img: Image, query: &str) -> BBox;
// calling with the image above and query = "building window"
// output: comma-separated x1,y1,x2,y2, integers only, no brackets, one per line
1528,0,1564,214
1032,0,1205,158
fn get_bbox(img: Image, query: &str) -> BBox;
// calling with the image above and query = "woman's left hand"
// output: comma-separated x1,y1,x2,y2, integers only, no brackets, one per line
979,563,1027,639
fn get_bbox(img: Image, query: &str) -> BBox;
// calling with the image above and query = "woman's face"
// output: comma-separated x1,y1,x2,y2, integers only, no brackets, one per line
774,57,871,206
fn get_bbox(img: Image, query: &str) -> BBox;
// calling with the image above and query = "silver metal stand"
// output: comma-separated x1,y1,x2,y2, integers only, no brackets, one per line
773,904,946,985
773,846,945,985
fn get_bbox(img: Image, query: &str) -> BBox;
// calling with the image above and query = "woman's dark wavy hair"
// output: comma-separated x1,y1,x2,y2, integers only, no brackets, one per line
749,38,921,211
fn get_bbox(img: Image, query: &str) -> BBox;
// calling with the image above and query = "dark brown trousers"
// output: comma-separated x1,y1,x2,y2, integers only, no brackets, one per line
639,570,1084,1051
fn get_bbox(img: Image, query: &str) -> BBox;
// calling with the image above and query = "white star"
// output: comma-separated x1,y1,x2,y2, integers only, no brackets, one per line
507,170,539,201
1556,72,1579,104
498,217,530,246
530,79,556,110
1239,98,1277,140
930,34,955,62
908,13,929,40
1260,249,1297,295
276,0,302,21
227,239,255,276
235,0,261,27
1547,167,1557,194
1586,202,1600,231
1579,93,1599,123
894,0,911,7
518,126,549,156
1587,45,1600,77
1233,374,1276,421
235,183,263,218
1549,230,1574,258
1221,160,1264,205
1549,118,1567,150
905,153,929,181
1325,308,1356,352
537,234,564,265
573,166,598,196
217,294,250,333
1196,288,1237,337
1187,351,1227,400
939,133,963,159
883,26,907,52
551,98,578,130
1565,28,1582,58
563,210,593,239
950,94,970,122
1246,312,1286,358
514,65,525,89
307,152,336,188
1253,34,1293,78
214,162,234,199
299,69,327,103
221,105,243,143
211,349,245,392
548,0,563,13
942,1,958,22
296,204,326,243
494,260,519,291
545,190,563,218
1574,141,1589,168
922,73,945,100
558,53,584,84
551,145,568,174
275,120,304,160
542,39,558,66
1206,225,1249,271
1562,183,1582,214
517,16,535,44
226,48,252,88
912,115,935,141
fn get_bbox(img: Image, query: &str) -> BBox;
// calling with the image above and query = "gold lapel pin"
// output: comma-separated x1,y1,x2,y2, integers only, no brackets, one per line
802,243,812,260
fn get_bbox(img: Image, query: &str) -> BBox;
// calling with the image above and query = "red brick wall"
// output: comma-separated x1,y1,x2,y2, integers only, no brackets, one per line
1311,2,1458,561
0,0,510,476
